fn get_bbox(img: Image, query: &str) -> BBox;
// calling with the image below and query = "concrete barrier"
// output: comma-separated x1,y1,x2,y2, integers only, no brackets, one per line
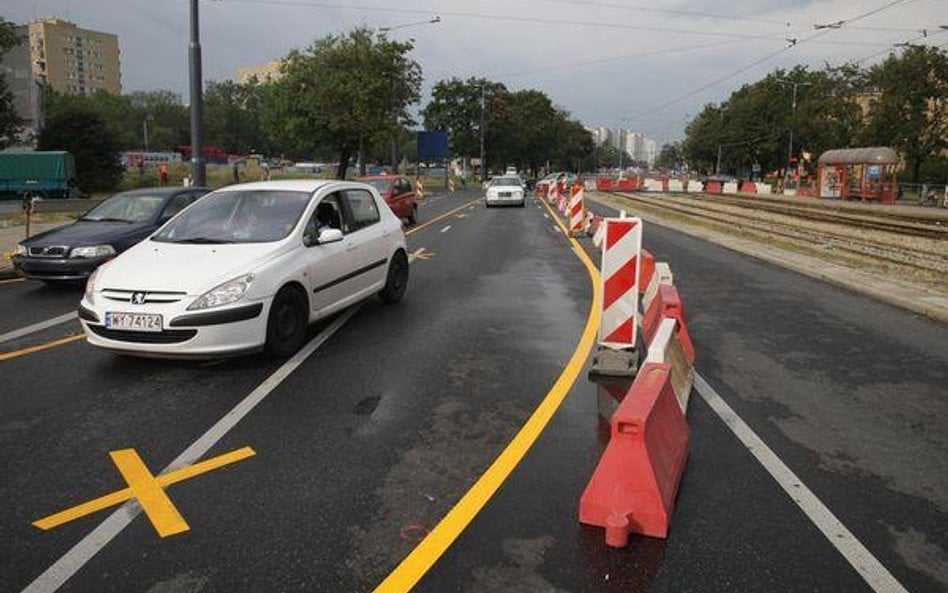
645,317,694,412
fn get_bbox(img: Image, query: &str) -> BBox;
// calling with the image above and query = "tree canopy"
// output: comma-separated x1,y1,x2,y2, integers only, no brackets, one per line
0,18,23,148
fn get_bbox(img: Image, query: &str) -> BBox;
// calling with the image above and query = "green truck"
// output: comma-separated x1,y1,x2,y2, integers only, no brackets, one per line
0,151,80,199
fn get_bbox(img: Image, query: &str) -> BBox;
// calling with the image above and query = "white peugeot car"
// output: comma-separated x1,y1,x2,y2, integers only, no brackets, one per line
484,176,525,207
78,180,409,358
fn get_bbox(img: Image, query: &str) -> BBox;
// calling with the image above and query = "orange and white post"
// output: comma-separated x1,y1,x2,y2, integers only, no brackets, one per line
569,185,585,236
599,218,643,350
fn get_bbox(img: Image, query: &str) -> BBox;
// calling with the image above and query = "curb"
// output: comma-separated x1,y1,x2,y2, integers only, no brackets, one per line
588,193,948,324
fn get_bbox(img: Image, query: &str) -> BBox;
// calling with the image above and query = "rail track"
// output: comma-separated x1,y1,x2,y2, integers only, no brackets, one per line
602,192,948,277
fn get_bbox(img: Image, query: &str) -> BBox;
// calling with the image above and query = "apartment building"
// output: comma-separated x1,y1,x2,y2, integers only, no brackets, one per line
27,18,121,95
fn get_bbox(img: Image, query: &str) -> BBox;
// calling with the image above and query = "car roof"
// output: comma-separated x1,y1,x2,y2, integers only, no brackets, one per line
219,179,343,193
359,175,401,181
116,187,208,197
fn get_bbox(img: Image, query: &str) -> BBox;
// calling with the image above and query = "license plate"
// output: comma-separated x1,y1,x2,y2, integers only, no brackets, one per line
105,312,163,332
499,191,512,197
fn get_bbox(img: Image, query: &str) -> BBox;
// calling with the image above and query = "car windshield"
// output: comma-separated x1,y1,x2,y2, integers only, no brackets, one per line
490,177,522,187
80,192,166,223
152,190,311,244
361,179,392,194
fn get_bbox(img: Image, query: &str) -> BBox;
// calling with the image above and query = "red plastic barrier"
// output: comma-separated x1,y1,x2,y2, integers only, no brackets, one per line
615,178,634,192
596,178,614,191
642,284,695,362
661,178,669,192
639,249,656,294
579,363,690,545
740,181,757,194
705,180,722,194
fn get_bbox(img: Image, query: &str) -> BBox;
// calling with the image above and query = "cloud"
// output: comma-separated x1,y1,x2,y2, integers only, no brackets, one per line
5,0,946,141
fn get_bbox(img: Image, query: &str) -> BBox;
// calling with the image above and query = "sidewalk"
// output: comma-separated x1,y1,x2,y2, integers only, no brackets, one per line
0,221,70,279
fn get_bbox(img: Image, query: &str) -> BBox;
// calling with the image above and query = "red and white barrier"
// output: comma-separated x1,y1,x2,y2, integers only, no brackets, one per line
599,218,643,350
569,186,585,235
580,363,690,545
645,317,694,412
723,181,739,194
643,262,673,312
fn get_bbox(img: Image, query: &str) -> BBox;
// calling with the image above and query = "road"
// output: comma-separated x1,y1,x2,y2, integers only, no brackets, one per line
1,189,945,593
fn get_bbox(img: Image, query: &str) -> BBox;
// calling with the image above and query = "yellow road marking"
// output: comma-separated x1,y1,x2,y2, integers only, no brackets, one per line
110,449,190,537
405,198,481,237
373,196,602,593
0,333,85,361
408,248,435,262
34,446,255,536
0,277,25,286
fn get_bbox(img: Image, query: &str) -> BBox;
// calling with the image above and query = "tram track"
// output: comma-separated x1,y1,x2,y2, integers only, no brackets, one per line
601,192,948,281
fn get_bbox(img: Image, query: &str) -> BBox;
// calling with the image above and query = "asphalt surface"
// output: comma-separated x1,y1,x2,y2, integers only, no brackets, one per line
0,189,945,593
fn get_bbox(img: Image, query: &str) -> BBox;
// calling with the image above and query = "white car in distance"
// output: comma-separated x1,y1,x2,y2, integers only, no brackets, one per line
79,180,409,358
484,176,526,207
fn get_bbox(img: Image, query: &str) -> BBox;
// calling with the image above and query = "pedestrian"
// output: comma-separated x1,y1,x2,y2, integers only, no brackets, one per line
158,162,169,187
232,161,240,184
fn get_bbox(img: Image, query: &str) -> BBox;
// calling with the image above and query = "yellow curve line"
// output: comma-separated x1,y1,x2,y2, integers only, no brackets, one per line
372,197,602,593
0,334,85,361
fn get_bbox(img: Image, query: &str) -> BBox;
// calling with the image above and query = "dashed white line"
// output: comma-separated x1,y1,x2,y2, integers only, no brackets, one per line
440,225,452,233
0,312,77,344
694,373,909,593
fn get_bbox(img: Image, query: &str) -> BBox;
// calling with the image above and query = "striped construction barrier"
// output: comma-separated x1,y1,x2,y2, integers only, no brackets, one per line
598,218,643,351
639,249,656,294
569,185,585,236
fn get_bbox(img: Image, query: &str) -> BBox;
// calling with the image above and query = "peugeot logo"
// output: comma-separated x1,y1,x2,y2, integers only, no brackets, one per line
131,292,147,305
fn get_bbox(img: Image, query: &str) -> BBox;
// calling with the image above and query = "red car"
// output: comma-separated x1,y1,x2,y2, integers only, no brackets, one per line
360,175,418,224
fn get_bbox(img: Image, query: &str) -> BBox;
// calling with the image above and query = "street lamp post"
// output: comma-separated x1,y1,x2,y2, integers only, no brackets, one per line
188,0,206,187
479,85,486,182
775,78,812,181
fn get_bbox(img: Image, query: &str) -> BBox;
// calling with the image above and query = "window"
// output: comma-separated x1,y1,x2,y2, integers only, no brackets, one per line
304,194,346,245
342,189,380,231
159,193,196,221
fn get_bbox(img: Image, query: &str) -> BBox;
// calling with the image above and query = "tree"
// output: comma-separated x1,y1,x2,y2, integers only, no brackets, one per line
864,45,948,182
38,107,123,192
655,142,684,170
422,77,506,173
270,28,422,178
0,18,23,148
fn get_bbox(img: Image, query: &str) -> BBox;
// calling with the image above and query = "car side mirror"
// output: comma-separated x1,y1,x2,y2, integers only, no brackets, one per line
317,228,344,244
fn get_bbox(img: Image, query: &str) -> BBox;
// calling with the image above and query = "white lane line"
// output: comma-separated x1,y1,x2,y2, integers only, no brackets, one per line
408,248,427,263
0,312,77,344
694,373,909,593
551,225,561,234
21,305,362,593
542,213,549,219
440,225,452,233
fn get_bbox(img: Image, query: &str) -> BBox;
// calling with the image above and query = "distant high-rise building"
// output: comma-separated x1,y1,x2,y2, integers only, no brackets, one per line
235,61,283,84
27,18,121,95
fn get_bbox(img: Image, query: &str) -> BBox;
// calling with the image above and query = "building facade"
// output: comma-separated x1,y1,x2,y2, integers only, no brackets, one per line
1,25,43,141
27,18,121,95
235,61,283,85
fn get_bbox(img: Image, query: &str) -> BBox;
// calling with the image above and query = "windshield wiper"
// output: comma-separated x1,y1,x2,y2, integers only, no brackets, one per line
171,237,235,244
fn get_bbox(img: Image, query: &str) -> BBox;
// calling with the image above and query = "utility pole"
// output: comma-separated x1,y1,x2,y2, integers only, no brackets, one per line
776,78,812,181
479,85,486,181
188,0,206,187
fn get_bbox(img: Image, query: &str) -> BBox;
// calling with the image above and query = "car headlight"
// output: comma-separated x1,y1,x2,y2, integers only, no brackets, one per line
15,244,27,256
187,274,255,311
85,266,100,304
70,245,116,259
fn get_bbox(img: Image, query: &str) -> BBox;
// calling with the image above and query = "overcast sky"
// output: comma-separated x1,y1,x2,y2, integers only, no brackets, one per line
6,0,947,145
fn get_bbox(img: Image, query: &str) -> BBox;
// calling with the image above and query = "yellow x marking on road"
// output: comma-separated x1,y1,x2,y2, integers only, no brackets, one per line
34,446,255,537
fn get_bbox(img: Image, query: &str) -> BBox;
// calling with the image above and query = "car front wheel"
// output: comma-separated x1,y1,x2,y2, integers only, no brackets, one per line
380,250,409,304
264,285,308,357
